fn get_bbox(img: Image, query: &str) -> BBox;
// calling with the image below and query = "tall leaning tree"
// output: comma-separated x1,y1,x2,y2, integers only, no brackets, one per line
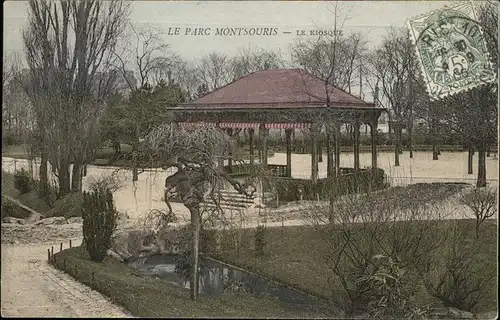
143,124,258,301
22,0,130,196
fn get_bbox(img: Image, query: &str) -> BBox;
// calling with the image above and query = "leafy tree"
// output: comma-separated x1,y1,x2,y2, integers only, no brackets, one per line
100,80,186,179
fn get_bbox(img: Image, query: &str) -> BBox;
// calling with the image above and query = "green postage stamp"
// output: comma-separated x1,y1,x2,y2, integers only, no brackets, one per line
407,2,496,101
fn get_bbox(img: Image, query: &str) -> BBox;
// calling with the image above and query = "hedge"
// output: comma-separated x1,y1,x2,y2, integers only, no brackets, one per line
267,168,388,202
49,247,329,318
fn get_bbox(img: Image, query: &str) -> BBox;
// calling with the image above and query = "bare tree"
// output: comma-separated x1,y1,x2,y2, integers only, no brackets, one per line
368,28,418,166
291,31,364,94
460,187,498,238
143,124,258,301
3,54,34,140
111,23,179,181
196,52,232,92
113,23,178,91
21,0,130,196
170,59,202,100
229,46,282,80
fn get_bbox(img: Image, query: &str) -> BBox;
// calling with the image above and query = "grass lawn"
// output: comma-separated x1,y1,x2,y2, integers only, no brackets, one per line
1,171,51,214
51,246,330,318
212,220,498,315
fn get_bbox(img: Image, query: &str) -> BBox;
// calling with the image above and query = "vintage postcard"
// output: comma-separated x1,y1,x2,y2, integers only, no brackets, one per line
2,1,498,319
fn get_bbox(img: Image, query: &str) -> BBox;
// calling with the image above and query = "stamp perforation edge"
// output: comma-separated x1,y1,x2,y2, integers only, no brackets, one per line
407,2,498,101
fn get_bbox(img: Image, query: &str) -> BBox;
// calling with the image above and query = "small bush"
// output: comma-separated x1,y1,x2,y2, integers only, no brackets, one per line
2,131,21,146
200,228,219,254
33,179,58,208
1,198,19,219
421,227,495,312
48,193,83,218
254,225,267,257
82,187,118,262
354,255,426,319
174,249,193,282
460,187,498,238
14,168,33,194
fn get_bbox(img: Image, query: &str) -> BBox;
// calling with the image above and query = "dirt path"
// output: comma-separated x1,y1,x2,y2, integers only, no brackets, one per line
1,238,133,318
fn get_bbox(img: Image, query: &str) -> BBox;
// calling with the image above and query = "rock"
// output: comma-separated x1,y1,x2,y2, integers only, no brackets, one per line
107,249,124,262
110,228,160,261
67,217,83,224
110,227,186,261
475,311,498,320
428,307,474,319
154,227,186,254
34,217,68,225
2,217,27,225
26,212,42,223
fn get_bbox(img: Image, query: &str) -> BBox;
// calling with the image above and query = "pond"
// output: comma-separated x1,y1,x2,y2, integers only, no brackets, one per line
128,253,335,314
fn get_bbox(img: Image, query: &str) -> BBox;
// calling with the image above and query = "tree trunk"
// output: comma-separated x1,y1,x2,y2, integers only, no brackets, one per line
285,129,292,177
408,117,413,158
132,125,139,181
113,139,121,158
329,196,335,224
398,129,403,154
326,130,333,177
394,128,400,167
132,157,139,181
476,148,487,187
436,122,441,155
432,144,439,160
189,205,201,300
58,160,71,198
318,142,323,163
71,161,82,192
468,147,474,174
431,119,439,160
257,129,262,164
7,110,12,131
227,129,233,169
249,128,255,164
132,136,139,182
39,150,49,200
388,115,393,146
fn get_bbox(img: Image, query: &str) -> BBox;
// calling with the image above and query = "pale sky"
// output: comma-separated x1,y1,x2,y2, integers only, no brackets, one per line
4,0,454,62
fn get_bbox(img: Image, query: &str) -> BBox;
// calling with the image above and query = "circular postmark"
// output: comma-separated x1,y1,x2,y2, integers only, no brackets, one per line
414,8,496,96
